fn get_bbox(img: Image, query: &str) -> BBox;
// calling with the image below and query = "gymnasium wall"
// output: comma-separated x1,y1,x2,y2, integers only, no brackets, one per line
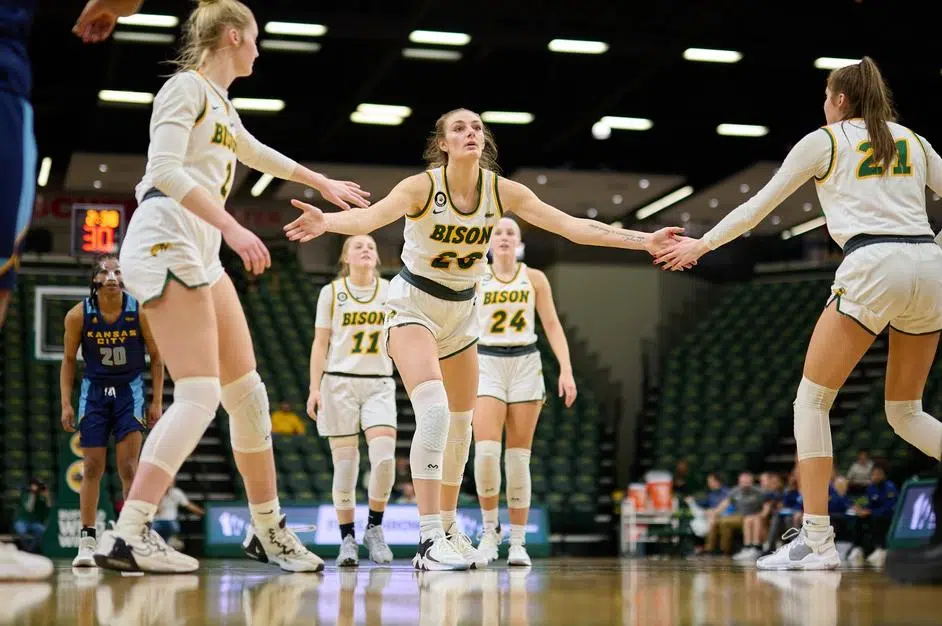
545,264,710,478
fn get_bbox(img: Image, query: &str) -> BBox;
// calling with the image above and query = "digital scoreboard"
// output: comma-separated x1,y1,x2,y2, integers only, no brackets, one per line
71,204,125,257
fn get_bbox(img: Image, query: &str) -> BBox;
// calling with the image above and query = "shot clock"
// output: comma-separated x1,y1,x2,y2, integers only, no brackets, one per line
70,204,125,257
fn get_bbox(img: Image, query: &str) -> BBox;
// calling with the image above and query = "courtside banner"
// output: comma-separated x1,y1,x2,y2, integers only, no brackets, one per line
204,502,550,558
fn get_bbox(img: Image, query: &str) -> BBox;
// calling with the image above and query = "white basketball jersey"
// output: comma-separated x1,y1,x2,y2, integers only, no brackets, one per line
400,166,502,291
136,70,240,204
816,120,934,248
324,278,393,376
478,264,538,347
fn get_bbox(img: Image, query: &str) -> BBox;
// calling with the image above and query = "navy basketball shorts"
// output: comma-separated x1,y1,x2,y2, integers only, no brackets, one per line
0,90,36,291
78,376,146,448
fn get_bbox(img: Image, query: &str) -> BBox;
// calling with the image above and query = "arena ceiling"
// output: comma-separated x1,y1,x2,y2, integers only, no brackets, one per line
29,0,942,239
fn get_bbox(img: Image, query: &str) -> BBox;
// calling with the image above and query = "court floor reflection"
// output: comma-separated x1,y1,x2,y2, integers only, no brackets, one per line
2,557,940,625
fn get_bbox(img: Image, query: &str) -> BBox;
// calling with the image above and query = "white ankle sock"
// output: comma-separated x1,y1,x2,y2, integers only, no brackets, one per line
420,514,443,541
441,509,457,532
510,524,526,546
803,514,831,542
249,498,282,530
482,508,499,532
116,500,157,534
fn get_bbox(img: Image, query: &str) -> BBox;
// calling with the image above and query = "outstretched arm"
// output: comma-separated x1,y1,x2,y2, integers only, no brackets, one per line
498,178,682,255
234,119,370,211
285,173,429,241
656,128,833,270
73,0,145,43
530,268,577,407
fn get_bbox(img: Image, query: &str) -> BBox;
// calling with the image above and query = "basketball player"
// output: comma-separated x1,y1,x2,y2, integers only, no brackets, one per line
307,235,396,566
473,217,577,566
656,57,942,570
0,0,148,580
284,107,683,570
61,253,164,567
92,0,370,574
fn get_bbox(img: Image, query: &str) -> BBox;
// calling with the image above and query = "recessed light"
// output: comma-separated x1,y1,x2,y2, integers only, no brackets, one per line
771,215,781,225
548,39,609,54
232,98,285,112
682,47,742,63
260,40,321,53
586,207,598,218
612,194,623,205
709,198,719,208
717,123,769,137
116,14,178,28
93,180,102,189
814,57,859,70
264,22,327,37
639,178,650,189
536,175,547,185
681,212,690,222
401,47,461,61
304,188,315,199
408,30,471,46
98,90,154,104
591,121,611,140
739,183,750,193
803,202,813,212
99,164,108,173
37,157,51,187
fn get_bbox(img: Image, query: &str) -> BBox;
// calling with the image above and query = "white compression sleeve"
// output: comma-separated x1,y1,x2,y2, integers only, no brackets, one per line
146,73,203,203
234,113,298,180
701,129,832,250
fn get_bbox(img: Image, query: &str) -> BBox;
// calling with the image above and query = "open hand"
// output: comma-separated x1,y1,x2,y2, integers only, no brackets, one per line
73,0,124,43
222,222,271,275
284,200,327,243
317,178,371,211
558,371,577,408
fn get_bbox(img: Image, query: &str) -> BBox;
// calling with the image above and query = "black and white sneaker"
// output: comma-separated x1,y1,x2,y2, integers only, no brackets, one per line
411,534,469,571
94,524,198,574
242,515,324,573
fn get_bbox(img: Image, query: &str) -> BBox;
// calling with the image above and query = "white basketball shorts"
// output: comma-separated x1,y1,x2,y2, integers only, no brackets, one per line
478,347,545,404
316,373,397,438
829,240,942,335
119,195,224,304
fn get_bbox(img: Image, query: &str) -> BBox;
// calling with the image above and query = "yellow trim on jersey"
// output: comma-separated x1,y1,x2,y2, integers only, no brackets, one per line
342,277,380,304
406,171,435,220
815,127,837,184
193,92,208,128
912,131,929,166
493,172,505,216
489,262,523,285
329,281,336,321
443,164,484,217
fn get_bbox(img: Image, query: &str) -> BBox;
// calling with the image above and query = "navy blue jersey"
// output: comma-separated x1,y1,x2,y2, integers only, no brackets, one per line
81,293,147,384
0,0,36,98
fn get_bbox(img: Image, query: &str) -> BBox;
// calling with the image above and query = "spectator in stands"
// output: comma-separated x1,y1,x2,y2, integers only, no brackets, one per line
672,459,691,497
846,449,874,496
848,464,897,568
764,470,803,554
271,401,306,436
738,473,785,561
395,482,416,504
14,478,51,554
152,483,205,552
684,472,729,550
704,472,765,555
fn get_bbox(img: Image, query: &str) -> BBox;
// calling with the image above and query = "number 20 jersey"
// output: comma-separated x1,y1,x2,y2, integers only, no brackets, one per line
323,278,393,376
81,293,147,385
400,166,503,292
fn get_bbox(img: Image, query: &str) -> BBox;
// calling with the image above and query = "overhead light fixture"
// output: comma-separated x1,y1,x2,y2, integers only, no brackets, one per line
409,30,471,46
814,57,859,70
260,40,321,53
635,185,694,220
251,173,274,197
357,103,412,118
549,38,608,54
591,121,611,140
683,47,742,63
481,111,534,124
402,48,462,61
113,31,174,44
781,215,827,239
350,111,404,126
264,21,327,37
116,14,178,28
98,89,154,104
717,123,769,137
37,157,51,187
601,116,653,131
232,98,285,112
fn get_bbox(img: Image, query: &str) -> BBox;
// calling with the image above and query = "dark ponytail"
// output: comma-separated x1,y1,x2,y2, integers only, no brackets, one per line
828,56,897,172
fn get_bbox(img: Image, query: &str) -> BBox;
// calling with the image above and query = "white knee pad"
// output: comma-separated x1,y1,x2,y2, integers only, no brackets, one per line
409,379,450,481
222,371,273,454
331,437,360,511
886,400,942,460
474,440,502,498
793,377,838,461
140,377,220,476
505,447,532,509
442,410,473,487
367,435,397,503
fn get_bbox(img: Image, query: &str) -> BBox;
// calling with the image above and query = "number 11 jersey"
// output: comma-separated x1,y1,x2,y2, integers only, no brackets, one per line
315,277,393,376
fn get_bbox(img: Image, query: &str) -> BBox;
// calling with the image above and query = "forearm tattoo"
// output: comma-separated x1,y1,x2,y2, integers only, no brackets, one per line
587,223,647,243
